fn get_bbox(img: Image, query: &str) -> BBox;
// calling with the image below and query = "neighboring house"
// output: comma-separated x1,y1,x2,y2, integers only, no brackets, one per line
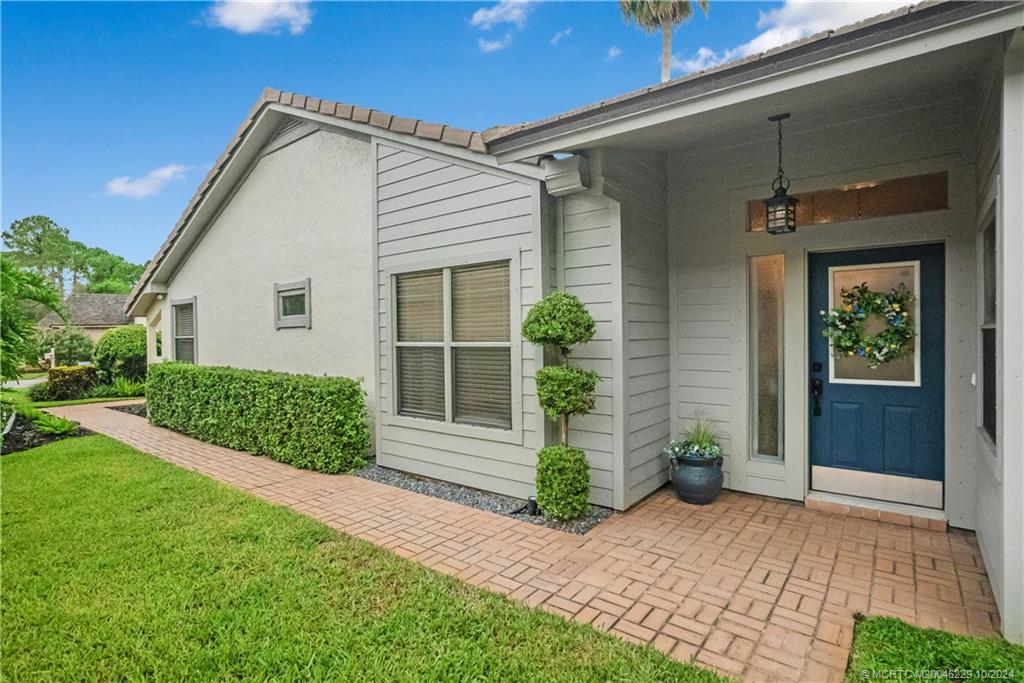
39,293,137,342
127,2,1024,642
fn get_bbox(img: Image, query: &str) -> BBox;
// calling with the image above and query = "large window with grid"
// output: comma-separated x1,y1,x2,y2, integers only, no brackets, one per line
394,261,512,430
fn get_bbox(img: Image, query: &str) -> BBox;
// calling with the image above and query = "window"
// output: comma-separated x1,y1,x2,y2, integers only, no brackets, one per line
394,261,512,430
749,255,784,460
746,172,948,232
172,299,196,363
275,278,311,329
981,218,997,443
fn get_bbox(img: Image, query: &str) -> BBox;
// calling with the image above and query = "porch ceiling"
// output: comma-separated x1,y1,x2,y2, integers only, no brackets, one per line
579,36,1002,155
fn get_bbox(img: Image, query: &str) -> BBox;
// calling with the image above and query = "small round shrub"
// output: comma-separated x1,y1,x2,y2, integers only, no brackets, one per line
27,381,52,402
521,292,596,355
535,364,599,421
44,365,98,401
536,445,590,521
93,325,146,381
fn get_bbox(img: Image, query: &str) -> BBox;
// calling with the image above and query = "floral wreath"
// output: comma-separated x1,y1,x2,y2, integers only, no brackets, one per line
820,282,915,369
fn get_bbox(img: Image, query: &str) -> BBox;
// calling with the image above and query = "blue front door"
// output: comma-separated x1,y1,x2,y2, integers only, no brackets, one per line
808,244,944,508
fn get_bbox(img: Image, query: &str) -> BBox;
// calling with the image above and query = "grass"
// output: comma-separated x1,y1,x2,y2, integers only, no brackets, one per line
846,616,1024,681
1,386,139,409
1,435,725,682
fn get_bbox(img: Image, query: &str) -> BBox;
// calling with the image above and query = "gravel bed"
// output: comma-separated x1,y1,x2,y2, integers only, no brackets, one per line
354,459,613,535
107,403,147,418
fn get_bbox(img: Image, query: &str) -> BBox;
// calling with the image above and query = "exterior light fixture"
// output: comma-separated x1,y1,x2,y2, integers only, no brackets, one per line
764,113,797,235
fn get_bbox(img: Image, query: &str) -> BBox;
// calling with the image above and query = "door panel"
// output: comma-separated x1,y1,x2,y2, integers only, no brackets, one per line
808,243,945,507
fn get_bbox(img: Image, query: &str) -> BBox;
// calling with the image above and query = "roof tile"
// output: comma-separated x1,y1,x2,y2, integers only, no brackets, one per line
369,110,393,129
351,106,372,123
389,116,417,135
440,126,473,147
414,121,444,140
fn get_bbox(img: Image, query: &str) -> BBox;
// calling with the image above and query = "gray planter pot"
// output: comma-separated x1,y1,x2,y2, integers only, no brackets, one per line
667,454,723,505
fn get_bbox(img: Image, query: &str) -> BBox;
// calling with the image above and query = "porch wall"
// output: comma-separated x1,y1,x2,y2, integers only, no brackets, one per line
662,94,982,523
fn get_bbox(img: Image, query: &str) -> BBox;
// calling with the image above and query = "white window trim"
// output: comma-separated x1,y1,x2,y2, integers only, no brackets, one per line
170,296,197,363
748,254,785,463
274,278,311,329
382,250,523,445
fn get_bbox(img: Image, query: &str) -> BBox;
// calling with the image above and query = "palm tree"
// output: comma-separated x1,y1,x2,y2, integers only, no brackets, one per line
620,0,709,83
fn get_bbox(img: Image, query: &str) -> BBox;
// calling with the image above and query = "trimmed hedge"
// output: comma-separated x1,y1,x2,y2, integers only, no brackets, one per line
147,363,370,474
45,365,98,401
94,325,146,381
535,446,590,521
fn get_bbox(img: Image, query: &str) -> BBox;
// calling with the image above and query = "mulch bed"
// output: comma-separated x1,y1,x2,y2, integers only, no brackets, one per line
355,459,613,535
2,414,92,455
107,403,147,418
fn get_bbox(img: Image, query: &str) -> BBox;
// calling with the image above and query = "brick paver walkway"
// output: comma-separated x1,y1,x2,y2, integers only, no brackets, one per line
52,401,1001,682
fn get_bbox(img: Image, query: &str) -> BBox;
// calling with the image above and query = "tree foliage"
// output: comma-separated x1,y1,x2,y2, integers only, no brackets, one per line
534,365,599,421
618,0,708,33
2,215,146,298
37,327,94,365
536,446,591,522
1,255,64,381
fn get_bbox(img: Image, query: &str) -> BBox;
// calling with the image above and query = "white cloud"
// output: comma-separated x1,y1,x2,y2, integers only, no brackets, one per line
606,46,622,61
672,1,911,75
471,0,533,30
550,27,572,45
478,34,513,53
205,0,312,35
105,164,189,199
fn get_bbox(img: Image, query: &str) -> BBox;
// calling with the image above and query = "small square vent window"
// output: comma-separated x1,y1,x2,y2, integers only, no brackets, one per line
275,278,311,329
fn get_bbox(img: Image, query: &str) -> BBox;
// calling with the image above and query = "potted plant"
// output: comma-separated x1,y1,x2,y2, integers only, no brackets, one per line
664,417,724,505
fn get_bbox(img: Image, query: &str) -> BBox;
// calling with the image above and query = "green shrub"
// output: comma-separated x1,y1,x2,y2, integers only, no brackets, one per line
93,325,146,381
147,363,370,474
37,327,94,365
45,365,98,401
27,381,52,402
14,404,78,435
86,384,119,399
521,292,596,355
534,365,599,421
113,376,145,398
535,446,590,521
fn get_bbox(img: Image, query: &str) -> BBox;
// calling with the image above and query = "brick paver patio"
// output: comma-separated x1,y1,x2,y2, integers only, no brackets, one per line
51,401,1002,682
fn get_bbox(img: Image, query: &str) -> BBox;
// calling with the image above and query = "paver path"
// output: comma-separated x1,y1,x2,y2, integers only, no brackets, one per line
51,401,1002,682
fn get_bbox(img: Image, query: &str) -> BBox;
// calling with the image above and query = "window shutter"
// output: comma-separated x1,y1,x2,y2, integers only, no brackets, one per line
174,339,195,364
453,348,511,429
452,262,510,342
396,270,443,342
397,347,445,420
174,303,195,337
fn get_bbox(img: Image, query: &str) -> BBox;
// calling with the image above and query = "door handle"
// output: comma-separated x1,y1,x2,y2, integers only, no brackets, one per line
811,379,823,417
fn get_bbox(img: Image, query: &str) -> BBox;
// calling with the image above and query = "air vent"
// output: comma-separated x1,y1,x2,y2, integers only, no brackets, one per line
272,118,304,141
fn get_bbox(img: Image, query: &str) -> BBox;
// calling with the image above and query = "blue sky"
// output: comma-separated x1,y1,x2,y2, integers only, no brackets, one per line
2,1,905,264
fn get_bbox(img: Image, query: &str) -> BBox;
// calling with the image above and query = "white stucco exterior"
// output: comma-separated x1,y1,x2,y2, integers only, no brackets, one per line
147,127,376,404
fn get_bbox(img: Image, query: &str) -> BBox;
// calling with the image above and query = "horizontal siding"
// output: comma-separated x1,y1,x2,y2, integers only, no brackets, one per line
375,142,549,501
559,191,618,507
606,151,673,507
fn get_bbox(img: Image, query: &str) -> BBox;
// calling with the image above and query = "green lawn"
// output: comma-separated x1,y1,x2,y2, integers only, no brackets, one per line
847,616,1024,682
1,386,139,409
1,435,724,682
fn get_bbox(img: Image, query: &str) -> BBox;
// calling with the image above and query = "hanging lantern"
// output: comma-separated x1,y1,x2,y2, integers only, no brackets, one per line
764,113,797,235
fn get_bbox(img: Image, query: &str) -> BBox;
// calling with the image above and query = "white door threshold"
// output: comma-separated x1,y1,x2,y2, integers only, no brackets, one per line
805,490,948,531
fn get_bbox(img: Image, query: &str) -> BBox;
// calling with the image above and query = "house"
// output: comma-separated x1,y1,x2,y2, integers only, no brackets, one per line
126,1,1024,642
39,293,137,342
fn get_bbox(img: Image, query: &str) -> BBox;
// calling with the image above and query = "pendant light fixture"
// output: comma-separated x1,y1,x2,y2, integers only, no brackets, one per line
764,113,798,235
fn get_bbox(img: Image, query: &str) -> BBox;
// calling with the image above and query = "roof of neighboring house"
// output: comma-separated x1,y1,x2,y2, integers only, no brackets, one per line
40,293,133,329
484,0,1019,154
126,87,490,314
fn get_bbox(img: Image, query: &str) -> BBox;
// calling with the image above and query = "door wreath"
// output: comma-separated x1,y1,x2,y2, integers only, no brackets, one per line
820,282,915,369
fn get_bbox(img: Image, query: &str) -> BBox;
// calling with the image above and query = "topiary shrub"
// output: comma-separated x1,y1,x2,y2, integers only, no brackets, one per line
536,446,590,521
522,291,599,521
93,325,146,382
521,292,596,356
147,363,370,474
45,365,98,401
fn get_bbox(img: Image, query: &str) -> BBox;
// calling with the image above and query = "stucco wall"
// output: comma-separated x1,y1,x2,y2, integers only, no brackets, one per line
151,127,375,404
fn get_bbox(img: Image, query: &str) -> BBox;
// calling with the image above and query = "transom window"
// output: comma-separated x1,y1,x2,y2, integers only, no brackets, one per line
172,298,196,363
394,261,512,430
275,278,311,329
